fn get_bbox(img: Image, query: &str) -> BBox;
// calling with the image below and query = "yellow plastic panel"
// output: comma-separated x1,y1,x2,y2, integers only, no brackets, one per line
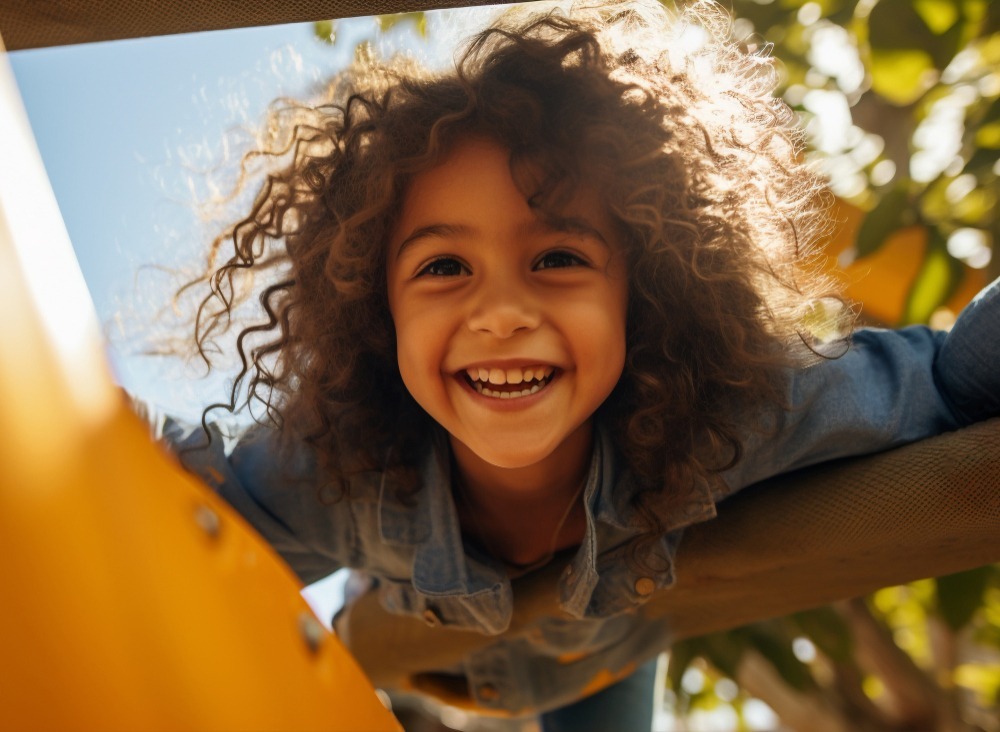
0,33,399,732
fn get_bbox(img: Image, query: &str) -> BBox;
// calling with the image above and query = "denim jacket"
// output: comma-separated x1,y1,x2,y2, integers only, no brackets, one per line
160,277,999,715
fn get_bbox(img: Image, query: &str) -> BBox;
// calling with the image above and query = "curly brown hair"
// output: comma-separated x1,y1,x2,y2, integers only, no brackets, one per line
188,0,845,559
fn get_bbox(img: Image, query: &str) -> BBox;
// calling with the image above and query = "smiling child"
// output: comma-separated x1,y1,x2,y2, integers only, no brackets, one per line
388,136,629,569
157,1,1000,729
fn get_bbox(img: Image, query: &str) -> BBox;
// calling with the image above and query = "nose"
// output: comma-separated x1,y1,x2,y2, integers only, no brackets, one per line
465,275,542,339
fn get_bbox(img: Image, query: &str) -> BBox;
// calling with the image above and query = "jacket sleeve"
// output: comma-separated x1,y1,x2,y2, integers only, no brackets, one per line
722,275,1000,492
153,411,350,585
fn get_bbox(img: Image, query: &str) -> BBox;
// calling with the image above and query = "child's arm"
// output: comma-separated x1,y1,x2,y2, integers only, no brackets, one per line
152,411,349,585
722,276,999,493
933,275,998,424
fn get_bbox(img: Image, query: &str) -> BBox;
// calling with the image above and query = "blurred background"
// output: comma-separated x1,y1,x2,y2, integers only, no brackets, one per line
7,0,999,729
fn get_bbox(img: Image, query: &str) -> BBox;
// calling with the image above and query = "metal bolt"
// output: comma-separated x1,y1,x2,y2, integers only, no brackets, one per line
298,611,326,654
193,504,221,539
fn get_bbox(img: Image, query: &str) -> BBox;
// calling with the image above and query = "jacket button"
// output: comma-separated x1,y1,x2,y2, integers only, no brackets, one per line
477,683,500,702
422,608,441,627
634,577,655,596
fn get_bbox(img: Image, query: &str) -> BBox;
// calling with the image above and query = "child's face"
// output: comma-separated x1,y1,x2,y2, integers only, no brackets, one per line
386,137,629,470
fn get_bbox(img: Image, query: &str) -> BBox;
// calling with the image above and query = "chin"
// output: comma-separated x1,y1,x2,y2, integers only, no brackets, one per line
481,453,546,470
465,439,557,470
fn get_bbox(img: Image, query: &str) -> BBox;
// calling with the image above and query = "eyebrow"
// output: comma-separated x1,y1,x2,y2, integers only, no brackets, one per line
544,215,609,246
394,223,473,260
393,216,609,261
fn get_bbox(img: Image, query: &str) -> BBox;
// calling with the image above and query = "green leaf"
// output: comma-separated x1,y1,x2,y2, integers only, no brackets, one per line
976,121,1000,149
378,12,427,36
313,19,336,45
936,565,996,631
793,607,854,663
974,621,1000,652
920,177,952,224
869,0,938,51
954,663,1000,706
869,49,937,104
954,187,998,227
901,229,964,324
914,0,960,34
855,186,911,257
867,0,966,99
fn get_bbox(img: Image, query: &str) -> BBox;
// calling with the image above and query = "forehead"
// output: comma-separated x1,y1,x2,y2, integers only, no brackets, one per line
388,136,619,252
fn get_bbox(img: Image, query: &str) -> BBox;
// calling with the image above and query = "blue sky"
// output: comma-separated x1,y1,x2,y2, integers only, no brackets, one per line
8,9,493,419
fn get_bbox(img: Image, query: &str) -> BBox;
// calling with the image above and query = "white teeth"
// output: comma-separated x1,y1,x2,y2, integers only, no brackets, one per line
466,365,554,386
465,364,556,398
473,380,550,399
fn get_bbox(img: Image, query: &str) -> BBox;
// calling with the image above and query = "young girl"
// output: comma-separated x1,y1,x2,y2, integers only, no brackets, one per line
159,1,1000,729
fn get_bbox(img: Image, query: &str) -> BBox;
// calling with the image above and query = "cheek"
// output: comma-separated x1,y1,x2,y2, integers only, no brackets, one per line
601,293,629,392
392,311,446,397
393,318,422,382
388,281,444,406
602,331,628,395
575,299,627,392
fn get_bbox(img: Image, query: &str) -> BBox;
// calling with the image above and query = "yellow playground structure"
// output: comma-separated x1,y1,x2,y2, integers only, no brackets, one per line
0,23,400,732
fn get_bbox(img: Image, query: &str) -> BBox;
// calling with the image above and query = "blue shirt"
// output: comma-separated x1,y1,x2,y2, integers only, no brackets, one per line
159,277,999,714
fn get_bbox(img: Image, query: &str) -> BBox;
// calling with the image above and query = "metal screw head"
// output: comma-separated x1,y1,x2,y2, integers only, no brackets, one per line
298,612,326,654
193,504,221,539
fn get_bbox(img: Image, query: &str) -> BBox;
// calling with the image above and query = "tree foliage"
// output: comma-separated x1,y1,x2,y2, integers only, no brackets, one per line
728,0,998,327
669,2,1000,728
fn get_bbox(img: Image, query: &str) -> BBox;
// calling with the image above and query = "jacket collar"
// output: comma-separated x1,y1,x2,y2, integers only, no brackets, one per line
375,422,723,623
562,424,721,618
377,430,509,599
591,423,719,533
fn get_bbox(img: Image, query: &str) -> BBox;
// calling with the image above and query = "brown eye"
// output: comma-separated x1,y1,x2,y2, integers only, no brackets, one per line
416,257,468,277
535,251,587,270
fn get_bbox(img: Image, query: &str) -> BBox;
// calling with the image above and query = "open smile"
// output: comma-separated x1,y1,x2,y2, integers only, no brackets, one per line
460,365,557,400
